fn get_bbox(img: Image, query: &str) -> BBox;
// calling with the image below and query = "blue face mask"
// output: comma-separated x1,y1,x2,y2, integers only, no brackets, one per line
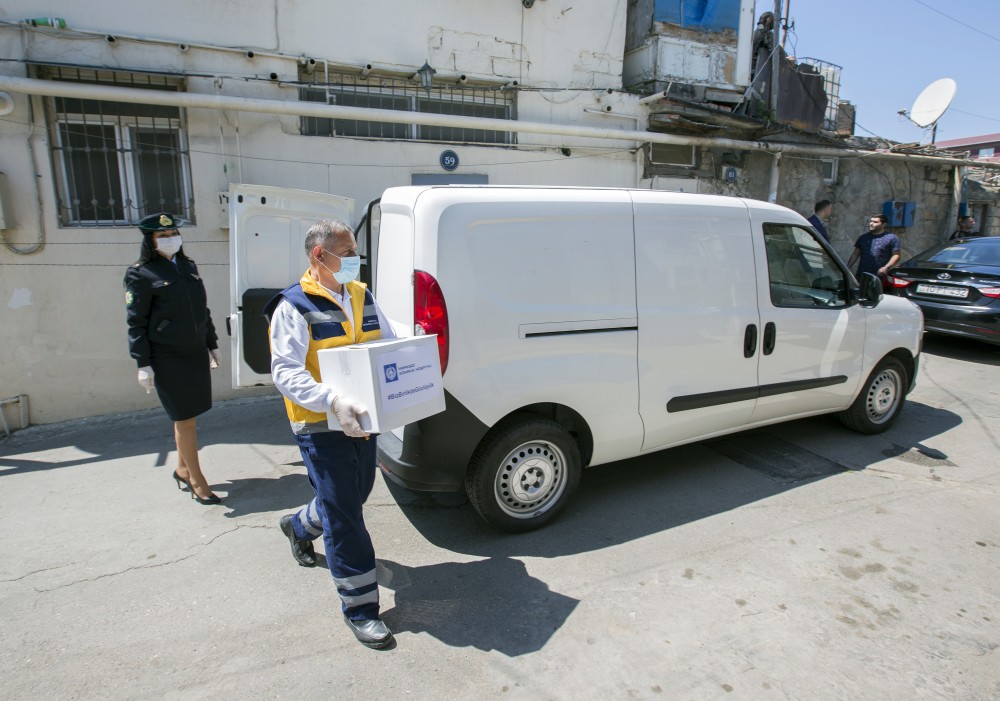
320,250,361,285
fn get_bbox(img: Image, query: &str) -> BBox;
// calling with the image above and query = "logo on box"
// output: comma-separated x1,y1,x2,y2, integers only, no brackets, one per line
383,363,398,383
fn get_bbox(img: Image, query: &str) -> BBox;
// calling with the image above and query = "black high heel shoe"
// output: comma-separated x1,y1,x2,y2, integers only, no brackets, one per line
172,470,191,491
174,471,221,504
191,489,222,505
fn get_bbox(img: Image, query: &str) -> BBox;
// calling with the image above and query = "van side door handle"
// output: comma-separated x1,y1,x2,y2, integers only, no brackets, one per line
743,324,758,358
763,322,776,355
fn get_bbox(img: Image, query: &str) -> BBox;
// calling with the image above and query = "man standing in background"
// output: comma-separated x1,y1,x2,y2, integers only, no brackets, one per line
807,200,832,243
847,214,901,282
950,215,982,240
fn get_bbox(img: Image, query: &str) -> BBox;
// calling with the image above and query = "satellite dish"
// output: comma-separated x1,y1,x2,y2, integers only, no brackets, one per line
909,78,957,128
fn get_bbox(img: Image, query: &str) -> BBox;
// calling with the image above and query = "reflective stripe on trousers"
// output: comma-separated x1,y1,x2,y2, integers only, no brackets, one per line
291,430,380,620
296,497,323,537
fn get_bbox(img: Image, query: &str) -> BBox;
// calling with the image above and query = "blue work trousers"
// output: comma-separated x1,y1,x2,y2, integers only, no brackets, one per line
290,431,380,621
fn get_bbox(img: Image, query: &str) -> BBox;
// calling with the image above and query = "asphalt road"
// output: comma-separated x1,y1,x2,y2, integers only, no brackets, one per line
1,335,997,700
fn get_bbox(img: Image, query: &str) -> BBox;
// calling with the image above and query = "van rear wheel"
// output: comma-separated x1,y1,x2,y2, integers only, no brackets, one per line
465,417,581,532
838,357,908,434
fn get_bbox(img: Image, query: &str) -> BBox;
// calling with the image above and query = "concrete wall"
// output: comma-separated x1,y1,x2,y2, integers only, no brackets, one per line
0,1,635,425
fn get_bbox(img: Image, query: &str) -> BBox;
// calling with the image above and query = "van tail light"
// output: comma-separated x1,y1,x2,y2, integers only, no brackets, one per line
413,270,449,375
887,276,912,288
980,286,1000,299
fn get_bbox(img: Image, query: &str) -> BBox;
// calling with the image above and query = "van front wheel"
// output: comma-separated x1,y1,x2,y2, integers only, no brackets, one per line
465,417,582,532
838,357,908,434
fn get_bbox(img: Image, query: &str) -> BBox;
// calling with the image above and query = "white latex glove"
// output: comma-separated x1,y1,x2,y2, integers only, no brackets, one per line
331,394,370,437
137,366,154,394
209,349,221,369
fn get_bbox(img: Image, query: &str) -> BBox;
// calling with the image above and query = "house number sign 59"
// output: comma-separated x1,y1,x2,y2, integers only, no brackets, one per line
440,150,459,172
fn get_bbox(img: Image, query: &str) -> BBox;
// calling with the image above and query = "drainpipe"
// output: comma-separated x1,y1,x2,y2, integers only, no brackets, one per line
0,75,996,169
945,166,963,242
768,153,781,203
770,0,781,119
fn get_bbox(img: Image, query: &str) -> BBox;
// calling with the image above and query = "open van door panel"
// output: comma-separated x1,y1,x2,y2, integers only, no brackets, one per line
229,184,354,387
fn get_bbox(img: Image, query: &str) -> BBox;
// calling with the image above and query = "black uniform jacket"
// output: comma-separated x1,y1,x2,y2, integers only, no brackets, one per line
124,254,218,367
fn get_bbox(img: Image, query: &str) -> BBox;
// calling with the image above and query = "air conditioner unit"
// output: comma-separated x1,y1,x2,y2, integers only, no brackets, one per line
649,143,696,167
718,165,741,183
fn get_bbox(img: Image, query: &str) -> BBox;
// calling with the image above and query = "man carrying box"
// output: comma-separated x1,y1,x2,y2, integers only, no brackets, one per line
263,219,397,649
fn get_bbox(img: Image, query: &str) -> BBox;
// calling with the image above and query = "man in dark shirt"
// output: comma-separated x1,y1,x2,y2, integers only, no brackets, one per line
847,214,901,279
950,215,982,240
807,199,832,243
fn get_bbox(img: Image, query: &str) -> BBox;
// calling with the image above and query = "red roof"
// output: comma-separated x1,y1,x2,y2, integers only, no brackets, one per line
935,133,1000,149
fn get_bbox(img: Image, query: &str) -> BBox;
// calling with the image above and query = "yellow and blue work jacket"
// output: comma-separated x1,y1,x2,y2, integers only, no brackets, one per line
264,273,382,427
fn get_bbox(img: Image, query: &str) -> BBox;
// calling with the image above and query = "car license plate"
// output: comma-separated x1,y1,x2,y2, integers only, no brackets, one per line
916,284,969,298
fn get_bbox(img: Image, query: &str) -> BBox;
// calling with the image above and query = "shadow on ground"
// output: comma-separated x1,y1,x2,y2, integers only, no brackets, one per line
920,334,999,365
220,472,314,518
0,395,291,477
377,557,578,656
385,402,962,559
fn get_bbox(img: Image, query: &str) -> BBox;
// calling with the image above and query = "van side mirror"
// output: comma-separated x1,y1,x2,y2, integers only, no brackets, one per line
857,272,883,307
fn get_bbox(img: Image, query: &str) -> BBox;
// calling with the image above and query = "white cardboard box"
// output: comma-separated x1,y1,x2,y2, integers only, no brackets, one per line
316,335,446,434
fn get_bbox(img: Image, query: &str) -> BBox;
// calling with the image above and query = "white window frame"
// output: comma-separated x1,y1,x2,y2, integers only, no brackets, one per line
124,123,194,221
53,117,129,226
820,157,839,183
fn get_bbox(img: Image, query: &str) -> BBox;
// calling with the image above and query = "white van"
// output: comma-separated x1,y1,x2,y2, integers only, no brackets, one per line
230,185,923,532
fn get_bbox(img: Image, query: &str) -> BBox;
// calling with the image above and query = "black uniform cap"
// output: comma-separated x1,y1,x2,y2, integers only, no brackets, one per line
138,212,186,234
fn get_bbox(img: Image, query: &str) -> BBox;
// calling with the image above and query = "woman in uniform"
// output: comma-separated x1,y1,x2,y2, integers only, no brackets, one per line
124,213,223,504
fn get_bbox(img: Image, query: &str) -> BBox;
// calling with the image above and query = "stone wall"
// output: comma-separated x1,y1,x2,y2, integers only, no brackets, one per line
694,148,998,263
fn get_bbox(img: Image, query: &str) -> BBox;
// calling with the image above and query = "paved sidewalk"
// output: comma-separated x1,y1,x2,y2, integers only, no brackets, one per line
1,336,999,700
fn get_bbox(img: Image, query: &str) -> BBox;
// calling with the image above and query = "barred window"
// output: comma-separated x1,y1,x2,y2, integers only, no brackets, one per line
300,73,516,145
37,66,194,227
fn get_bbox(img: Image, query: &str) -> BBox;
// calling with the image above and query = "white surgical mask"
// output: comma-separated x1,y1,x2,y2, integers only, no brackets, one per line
156,235,182,257
319,249,361,285
156,234,182,258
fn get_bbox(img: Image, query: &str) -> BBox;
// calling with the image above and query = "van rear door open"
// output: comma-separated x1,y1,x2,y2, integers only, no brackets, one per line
229,184,354,387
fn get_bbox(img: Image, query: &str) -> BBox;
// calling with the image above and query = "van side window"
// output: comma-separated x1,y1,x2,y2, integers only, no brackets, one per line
763,224,849,308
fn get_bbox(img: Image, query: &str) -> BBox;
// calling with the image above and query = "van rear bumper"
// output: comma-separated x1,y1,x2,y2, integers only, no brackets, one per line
375,390,489,493
377,430,462,491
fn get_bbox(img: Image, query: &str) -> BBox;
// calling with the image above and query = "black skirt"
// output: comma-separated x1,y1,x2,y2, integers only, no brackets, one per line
149,344,212,421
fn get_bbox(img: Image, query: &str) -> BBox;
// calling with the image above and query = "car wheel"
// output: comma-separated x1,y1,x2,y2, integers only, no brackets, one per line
838,357,908,434
465,417,582,532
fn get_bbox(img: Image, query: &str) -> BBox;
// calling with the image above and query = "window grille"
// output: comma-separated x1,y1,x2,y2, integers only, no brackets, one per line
36,66,194,227
300,73,516,145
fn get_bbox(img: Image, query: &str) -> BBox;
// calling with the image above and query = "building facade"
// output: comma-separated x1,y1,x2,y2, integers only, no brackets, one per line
0,1,987,426
936,133,1000,163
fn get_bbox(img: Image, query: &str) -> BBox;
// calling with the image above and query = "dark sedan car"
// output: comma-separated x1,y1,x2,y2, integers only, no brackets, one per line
887,236,1000,346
